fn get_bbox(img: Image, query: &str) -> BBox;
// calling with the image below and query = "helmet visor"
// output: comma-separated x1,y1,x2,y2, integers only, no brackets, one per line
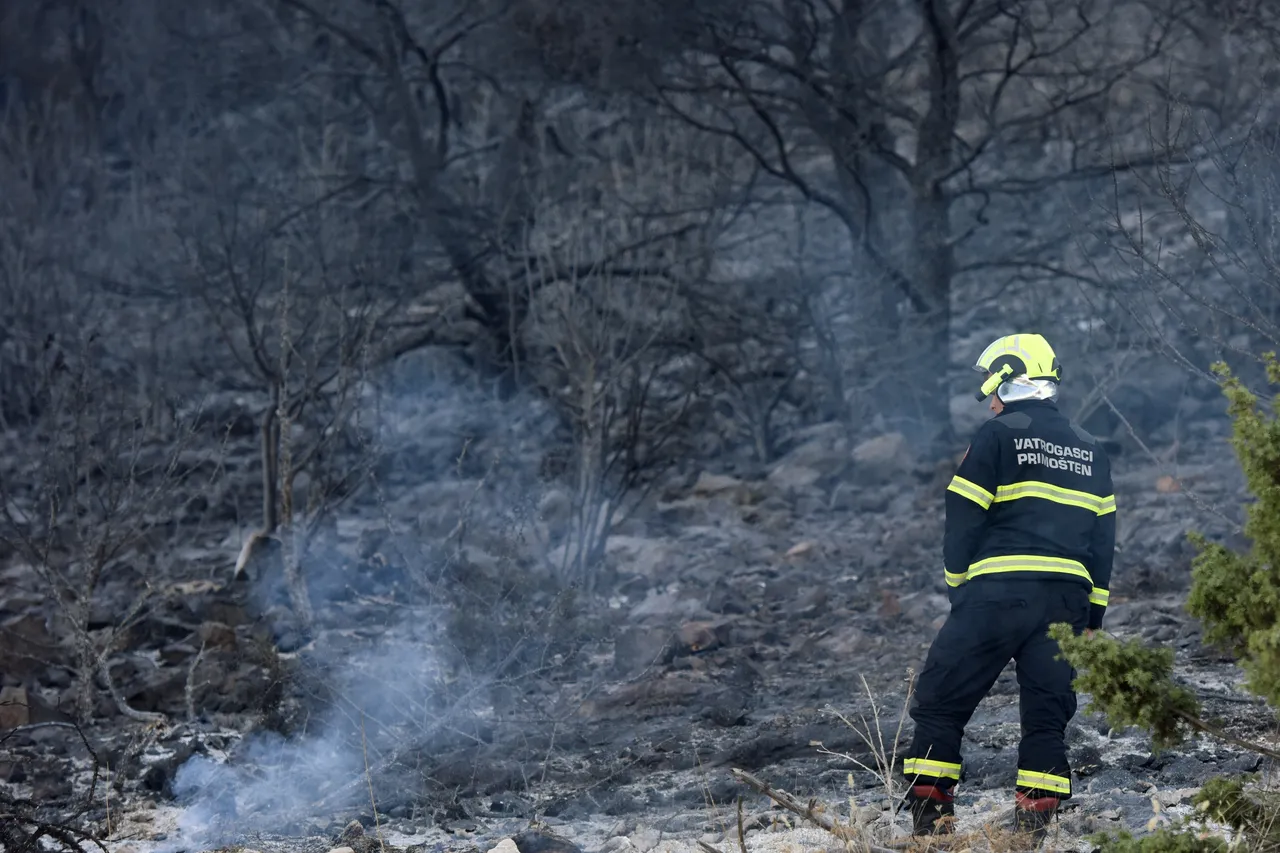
996,376,1059,403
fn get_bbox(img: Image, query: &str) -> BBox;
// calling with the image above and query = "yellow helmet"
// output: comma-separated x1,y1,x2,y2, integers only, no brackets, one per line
973,333,1061,401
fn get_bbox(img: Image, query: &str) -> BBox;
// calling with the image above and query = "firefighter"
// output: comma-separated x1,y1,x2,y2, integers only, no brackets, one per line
901,333,1117,845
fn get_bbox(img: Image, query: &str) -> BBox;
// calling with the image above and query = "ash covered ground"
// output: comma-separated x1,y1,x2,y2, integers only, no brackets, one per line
2,390,1273,853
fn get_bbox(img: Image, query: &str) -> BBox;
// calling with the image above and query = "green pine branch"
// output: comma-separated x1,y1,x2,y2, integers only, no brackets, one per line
1048,355,1280,853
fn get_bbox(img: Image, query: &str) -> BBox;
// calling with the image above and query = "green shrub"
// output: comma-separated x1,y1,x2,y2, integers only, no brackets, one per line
1051,356,1280,853
1185,356,1280,706
1095,779,1280,853
1082,828,1227,853
1047,625,1200,750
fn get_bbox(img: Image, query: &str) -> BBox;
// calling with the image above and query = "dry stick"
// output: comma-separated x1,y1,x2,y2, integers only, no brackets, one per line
736,797,748,853
185,641,207,723
1175,710,1280,762
361,711,388,853
729,768,899,853
1196,690,1265,706
3,718,104,823
106,760,113,838
1099,393,1242,534
820,673,917,839
310,745,407,811
99,657,166,724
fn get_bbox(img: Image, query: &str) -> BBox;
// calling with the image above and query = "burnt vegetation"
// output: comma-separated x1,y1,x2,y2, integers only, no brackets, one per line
2,0,1280,850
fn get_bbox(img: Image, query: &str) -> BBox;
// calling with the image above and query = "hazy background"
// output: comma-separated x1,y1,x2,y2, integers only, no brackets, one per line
1,0,1279,847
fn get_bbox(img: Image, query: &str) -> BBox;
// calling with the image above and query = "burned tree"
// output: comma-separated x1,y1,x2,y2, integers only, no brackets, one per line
0,342,213,726
649,0,1223,448
516,107,736,584
169,136,404,633
1084,4,1280,409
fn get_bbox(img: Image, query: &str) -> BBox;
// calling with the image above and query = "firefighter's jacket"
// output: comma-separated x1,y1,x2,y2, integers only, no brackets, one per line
945,399,1116,630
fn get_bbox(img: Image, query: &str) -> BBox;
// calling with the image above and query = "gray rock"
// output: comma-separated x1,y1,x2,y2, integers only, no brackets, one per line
1112,793,1165,832
690,472,751,501
605,536,674,579
830,483,893,513
777,421,849,472
1069,744,1105,778
513,828,583,853
627,588,707,621
766,462,823,493
901,593,949,625
1155,755,1212,786
1084,767,1143,793
1220,753,1263,774
613,626,675,676
851,432,915,485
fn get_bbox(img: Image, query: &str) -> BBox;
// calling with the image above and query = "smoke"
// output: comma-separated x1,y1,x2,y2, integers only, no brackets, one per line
165,605,462,849
159,362,567,851
171,730,362,845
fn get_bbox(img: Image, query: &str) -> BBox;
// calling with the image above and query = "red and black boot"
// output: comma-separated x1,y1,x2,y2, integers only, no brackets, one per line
907,785,956,836
1012,791,1060,847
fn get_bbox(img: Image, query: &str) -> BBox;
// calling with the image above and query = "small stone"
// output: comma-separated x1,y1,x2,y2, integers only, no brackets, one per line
0,686,30,729
512,829,583,853
767,462,822,493
851,432,915,485
613,626,675,676
487,841,520,853
692,472,747,498
328,847,356,853
336,821,366,847
198,621,237,650
785,540,815,558
629,828,662,852
677,620,728,654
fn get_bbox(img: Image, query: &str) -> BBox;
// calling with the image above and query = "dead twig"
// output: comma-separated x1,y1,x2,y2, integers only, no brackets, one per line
0,790,110,853
2,715,105,827
1101,393,1242,534
100,657,167,724
819,672,917,838
185,641,207,723
1196,690,1266,705
728,768,899,853
361,711,388,853
1174,710,1280,762
736,796,748,853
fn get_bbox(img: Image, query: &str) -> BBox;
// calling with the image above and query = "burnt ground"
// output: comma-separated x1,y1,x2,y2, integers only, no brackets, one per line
1,421,1276,853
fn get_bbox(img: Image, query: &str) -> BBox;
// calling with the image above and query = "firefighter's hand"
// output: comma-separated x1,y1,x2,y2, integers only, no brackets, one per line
1084,629,1096,639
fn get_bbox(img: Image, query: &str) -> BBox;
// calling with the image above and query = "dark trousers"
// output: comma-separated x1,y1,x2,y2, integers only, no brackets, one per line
902,578,1090,800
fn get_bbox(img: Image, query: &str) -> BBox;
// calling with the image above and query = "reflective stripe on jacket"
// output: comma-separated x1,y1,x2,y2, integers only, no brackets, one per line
944,399,1117,629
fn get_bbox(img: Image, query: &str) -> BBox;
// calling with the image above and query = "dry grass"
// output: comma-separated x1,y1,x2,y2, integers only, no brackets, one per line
708,671,1087,853
816,672,918,841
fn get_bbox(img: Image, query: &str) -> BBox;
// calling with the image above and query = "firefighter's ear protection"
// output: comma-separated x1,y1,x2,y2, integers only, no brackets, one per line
975,358,1020,401
975,366,1010,401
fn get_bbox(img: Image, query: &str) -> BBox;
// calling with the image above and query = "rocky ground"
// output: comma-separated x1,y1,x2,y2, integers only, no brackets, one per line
1,405,1274,853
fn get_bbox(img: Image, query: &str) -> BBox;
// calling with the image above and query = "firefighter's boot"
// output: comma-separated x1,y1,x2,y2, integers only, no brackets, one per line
1012,792,1059,847
907,785,956,836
